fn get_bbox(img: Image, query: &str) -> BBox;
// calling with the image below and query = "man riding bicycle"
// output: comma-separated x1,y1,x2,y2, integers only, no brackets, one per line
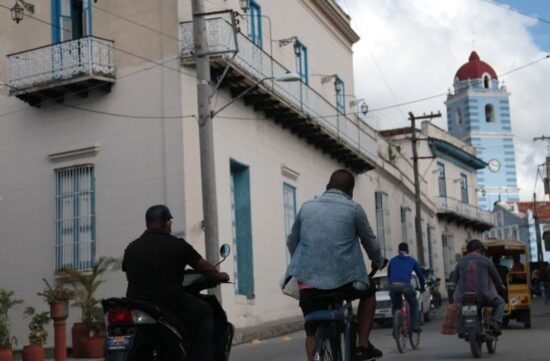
388,243,425,333
284,169,387,361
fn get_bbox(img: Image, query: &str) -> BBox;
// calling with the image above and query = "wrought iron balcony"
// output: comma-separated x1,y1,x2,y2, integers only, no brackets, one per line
181,18,377,173
435,196,494,231
7,36,116,106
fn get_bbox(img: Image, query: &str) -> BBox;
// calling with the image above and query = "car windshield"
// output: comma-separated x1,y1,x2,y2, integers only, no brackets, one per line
373,276,389,291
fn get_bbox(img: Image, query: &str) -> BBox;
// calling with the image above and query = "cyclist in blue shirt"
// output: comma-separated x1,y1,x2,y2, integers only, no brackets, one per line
388,242,425,333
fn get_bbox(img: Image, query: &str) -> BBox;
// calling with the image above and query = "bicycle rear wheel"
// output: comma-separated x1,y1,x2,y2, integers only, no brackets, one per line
393,311,406,353
312,323,342,361
408,330,420,350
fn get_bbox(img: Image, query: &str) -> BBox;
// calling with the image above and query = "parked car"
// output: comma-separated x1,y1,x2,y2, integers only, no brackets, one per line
372,271,431,326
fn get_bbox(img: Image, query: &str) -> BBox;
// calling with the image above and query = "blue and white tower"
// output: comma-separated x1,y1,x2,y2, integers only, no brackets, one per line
445,51,519,210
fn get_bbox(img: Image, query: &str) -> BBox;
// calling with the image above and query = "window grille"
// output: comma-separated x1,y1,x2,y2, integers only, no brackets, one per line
55,164,95,270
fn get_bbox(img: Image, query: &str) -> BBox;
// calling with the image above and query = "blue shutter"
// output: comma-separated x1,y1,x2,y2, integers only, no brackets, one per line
248,1,262,48
283,183,297,264
230,160,255,299
295,42,308,84
335,76,345,114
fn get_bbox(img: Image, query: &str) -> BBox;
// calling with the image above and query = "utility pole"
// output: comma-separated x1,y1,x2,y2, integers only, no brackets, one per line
533,136,550,195
409,111,441,267
533,192,544,263
192,0,221,299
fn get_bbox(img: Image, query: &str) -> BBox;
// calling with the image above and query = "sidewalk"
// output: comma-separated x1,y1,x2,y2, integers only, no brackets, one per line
35,315,303,361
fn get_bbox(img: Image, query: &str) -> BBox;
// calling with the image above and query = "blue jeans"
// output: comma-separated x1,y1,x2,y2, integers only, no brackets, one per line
389,283,421,329
490,296,505,323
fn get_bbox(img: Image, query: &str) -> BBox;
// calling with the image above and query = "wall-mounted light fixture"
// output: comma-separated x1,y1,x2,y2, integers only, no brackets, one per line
277,36,297,48
239,0,249,13
10,0,34,23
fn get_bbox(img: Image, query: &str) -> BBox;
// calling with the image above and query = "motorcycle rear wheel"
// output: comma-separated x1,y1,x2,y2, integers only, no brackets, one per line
469,329,482,359
486,338,497,354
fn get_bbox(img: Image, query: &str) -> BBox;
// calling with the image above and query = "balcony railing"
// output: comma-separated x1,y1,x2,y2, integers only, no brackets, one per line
435,196,494,229
7,36,115,97
181,18,378,170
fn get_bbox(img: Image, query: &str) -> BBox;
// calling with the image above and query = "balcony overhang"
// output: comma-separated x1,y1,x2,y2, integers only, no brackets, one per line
7,37,116,107
436,209,494,232
212,64,374,173
181,19,377,173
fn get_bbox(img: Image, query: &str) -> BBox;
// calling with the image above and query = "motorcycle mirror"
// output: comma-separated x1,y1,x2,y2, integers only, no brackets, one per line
220,244,231,258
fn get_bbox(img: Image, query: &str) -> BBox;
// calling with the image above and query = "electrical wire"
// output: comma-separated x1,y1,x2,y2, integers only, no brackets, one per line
0,80,196,119
0,55,183,119
340,0,406,119
2,4,548,123
479,0,550,26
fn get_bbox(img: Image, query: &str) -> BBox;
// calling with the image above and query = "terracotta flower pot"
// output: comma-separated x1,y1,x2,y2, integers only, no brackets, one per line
71,322,90,358
50,301,69,321
0,348,13,361
84,336,105,358
22,345,45,361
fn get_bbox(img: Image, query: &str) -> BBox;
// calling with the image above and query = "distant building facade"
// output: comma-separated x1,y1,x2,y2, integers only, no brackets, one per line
485,201,550,262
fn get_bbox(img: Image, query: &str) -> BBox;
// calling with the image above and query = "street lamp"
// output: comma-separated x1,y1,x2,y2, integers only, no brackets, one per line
239,0,249,12
10,0,34,23
10,3,23,23
211,72,301,116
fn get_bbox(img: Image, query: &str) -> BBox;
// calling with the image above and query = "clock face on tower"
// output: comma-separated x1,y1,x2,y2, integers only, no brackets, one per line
488,159,501,173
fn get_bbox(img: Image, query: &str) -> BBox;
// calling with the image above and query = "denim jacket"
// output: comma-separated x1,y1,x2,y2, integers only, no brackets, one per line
284,189,384,290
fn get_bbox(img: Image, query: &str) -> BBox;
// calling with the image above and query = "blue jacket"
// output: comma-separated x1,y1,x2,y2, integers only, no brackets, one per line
388,252,425,289
285,189,385,290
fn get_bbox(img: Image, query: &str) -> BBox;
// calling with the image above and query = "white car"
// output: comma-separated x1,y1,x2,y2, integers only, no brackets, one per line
372,271,431,326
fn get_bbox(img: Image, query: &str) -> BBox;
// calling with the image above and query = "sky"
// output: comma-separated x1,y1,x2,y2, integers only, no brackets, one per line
338,0,550,203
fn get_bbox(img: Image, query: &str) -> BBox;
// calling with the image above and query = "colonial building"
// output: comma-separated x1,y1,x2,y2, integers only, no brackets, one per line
381,121,493,280
445,51,520,210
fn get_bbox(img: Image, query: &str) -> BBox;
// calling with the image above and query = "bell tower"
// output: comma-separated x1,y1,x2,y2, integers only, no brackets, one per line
445,51,519,210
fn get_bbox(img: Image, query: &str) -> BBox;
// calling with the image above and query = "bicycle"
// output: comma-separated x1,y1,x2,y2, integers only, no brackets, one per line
306,290,356,361
306,268,383,361
391,291,420,353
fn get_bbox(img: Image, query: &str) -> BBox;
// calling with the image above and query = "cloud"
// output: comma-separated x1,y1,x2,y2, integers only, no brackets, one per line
342,0,550,201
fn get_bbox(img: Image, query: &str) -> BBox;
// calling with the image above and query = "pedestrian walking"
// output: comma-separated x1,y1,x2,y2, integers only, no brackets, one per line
539,262,550,304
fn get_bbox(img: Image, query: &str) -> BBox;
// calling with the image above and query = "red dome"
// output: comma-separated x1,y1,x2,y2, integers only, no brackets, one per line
455,51,498,81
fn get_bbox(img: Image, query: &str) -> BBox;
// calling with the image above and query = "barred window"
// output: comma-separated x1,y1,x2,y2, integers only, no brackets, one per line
55,164,95,270
375,191,390,256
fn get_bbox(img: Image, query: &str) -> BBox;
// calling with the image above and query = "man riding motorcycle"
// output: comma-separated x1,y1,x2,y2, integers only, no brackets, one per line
122,205,229,361
452,239,505,335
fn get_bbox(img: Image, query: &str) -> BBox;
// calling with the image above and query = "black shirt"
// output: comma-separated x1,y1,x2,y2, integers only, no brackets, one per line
122,229,202,304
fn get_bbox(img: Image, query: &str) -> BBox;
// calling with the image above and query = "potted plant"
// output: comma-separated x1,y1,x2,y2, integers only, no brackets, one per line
37,279,75,322
22,307,50,361
57,257,119,358
0,289,23,361
83,306,106,358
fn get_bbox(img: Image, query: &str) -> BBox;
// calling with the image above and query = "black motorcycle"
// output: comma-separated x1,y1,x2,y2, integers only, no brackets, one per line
458,292,498,359
101,244,234,361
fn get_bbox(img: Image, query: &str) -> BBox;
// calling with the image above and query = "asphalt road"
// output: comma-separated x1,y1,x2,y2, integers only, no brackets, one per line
230,297,550,361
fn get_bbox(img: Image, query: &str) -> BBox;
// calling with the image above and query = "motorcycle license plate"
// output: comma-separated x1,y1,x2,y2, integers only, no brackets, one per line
106,335,134,351
462,305,478,316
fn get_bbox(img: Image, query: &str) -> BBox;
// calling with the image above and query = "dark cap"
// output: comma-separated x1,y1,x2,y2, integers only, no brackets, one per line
145,204,173,224
466,239,485,254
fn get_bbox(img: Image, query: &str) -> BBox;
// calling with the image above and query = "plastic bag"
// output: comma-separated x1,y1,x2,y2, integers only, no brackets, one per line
440,303,459,335
280,275,300,300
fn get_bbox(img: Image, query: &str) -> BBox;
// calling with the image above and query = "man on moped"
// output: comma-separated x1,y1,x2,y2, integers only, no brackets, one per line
452,239,505,335
388,242,425,333
122,204,229,361
285,169,387,361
